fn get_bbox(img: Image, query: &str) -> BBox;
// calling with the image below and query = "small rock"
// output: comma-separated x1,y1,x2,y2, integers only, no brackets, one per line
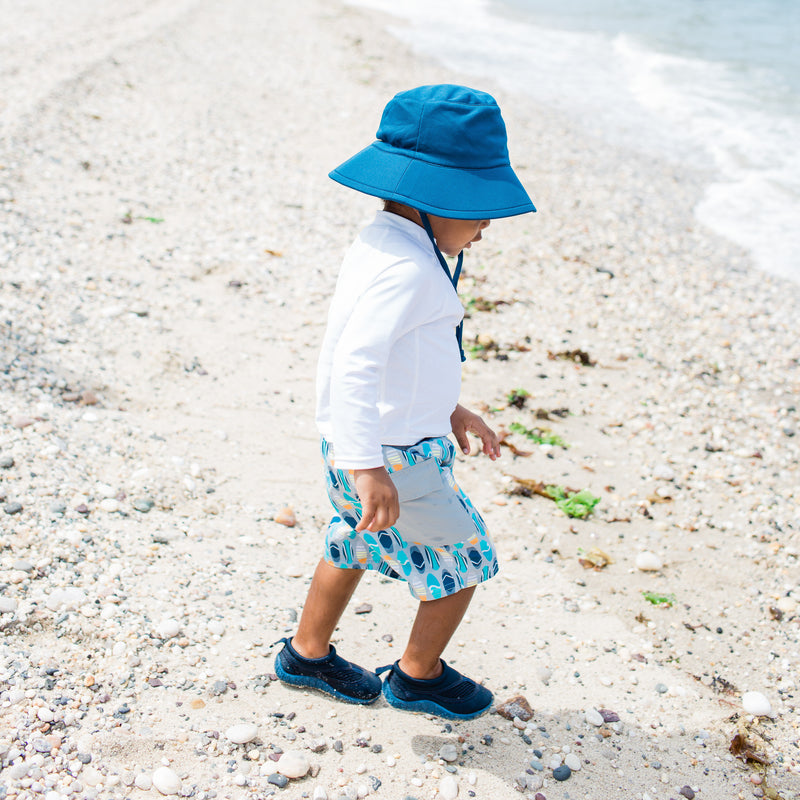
584,708,604,726
156,618,181,638
0,597,18,614
354,603,373,614
208,619,226,636
4,501,23,515
277,750,310,779
679,787,696,800
495,695,533,721
599,708,619,722
133,497,154,513
536,666,552,685
439,774,459,799
553,764,572,781
211,680,228,695
134,773,152,791
653,464,676,481
152,767,181,795
439,743,459,762
275,506,296,527
268,774,289,788
226,723,259,744
313,787,328,800
635,551,663,571
742,691,772,716
564,753,581,771
655,683,668,694
0,455,14,469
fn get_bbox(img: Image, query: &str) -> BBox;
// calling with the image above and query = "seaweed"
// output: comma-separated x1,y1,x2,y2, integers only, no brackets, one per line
509,421,568,448
545,485,600,518
505,388,530,409
548,348,596,366
642,591,676,607
506,477,600,518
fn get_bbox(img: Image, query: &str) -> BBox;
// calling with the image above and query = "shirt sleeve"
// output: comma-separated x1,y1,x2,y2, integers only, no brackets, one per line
329,261,431,470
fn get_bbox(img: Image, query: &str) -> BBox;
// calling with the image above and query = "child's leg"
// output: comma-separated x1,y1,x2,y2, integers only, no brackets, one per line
398,586,476,679
291,559,363,658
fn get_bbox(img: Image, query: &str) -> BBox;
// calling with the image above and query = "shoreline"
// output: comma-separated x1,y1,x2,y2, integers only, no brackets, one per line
1,2,799,800
344,0,800,286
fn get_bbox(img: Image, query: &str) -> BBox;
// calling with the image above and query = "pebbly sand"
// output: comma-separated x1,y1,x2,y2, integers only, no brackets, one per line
1,1,799,799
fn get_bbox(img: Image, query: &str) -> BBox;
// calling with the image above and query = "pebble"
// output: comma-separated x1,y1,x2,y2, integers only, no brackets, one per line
268,773,289,788
0,455,14,468
439,743,459,762
277,750,310,778
742,691,772,716
134,773,153,791
553,764,572,781
4,501,23,515
635,551,663,571
655,683,668,694
679,787,696,799
495,694,533,721
564,753,582,771
152,766,181,795
585,708,604,726
275,506,296,527
0,597,18,613
226,723,259,744
133,497,154,513
313,788,329,800
536,666,552,685
157,618,181,638
208,619,226,636
439,775,459,799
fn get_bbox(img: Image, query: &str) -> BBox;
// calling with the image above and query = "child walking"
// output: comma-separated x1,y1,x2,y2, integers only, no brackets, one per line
274,84,535,720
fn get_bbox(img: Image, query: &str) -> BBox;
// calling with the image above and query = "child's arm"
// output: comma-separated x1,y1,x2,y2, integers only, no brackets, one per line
354,468,399,532
450,403,501,461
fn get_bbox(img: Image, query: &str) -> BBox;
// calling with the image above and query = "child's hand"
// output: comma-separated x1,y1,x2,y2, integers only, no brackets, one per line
450,403,501,460
353,467,400,532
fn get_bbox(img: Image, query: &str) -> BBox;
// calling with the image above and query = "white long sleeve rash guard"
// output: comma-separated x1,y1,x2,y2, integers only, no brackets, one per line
316,211,464,470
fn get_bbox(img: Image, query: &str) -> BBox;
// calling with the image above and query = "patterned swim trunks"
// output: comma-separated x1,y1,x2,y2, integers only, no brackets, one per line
322,436,499,601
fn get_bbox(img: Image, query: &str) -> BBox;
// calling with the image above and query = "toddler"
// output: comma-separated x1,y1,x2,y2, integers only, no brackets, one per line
274,84,535,719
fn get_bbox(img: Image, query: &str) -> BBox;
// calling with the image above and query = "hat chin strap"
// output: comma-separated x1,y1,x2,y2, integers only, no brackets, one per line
419,212,466,363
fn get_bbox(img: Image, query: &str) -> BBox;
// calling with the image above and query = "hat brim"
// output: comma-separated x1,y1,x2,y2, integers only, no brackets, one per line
329,142,536,219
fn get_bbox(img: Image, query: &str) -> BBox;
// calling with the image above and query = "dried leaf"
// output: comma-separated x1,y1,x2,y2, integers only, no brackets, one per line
507,476,551,498
730,733,770,765
498,429,533,457
264,248,283,257
577,547,613,570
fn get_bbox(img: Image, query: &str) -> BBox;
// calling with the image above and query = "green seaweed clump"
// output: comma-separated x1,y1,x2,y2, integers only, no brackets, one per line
509,421,567,448
545,485,600,518
642,591,676,607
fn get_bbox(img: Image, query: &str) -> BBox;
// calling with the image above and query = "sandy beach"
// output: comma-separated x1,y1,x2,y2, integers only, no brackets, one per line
1,1,800,799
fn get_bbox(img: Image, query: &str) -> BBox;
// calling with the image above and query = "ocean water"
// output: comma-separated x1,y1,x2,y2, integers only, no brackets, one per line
347,0,800,282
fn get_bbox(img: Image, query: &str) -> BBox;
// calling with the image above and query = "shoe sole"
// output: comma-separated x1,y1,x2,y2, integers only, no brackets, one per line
274,658,380,705
382,680,493,720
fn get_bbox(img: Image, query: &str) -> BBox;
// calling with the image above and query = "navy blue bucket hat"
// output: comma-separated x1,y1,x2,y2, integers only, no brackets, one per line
329,84,535,219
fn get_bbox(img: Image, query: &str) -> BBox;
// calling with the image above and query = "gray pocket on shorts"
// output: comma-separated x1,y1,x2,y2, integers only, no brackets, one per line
388,457,476,548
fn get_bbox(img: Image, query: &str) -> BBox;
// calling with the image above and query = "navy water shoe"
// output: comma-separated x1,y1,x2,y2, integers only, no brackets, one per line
273,638,381,704
377,659,493,720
